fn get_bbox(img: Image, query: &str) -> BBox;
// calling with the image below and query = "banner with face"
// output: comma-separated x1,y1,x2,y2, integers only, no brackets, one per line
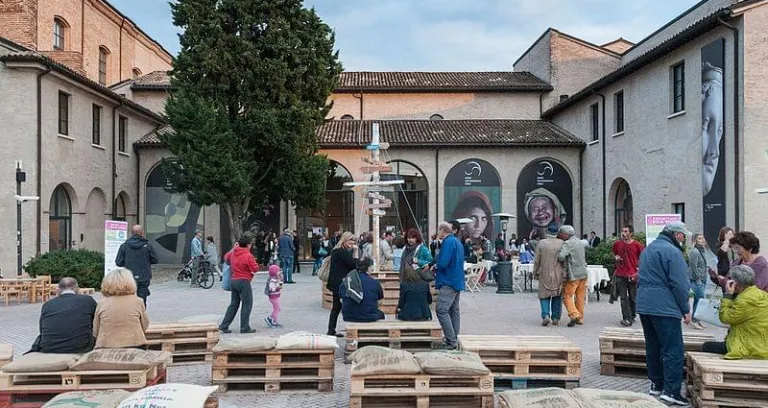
701,38,726,246
444,159,501,242
517,159,573,240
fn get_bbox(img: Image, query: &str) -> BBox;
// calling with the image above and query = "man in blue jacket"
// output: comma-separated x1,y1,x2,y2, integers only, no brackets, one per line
278,228,296,283
431,221,466,349
636,221,692,406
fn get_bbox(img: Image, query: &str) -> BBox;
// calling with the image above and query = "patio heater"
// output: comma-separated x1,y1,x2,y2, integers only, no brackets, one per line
492,213,516,294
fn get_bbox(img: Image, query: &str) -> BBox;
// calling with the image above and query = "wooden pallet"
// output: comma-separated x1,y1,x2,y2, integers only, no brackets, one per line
0,344,12,367
145,322,220,341
459,335,581,380
492,376,579,391
686,352,768,408
599,328,714,378
212,349,335,393
349,374,494,408
346,321,443,353
144,322,218,366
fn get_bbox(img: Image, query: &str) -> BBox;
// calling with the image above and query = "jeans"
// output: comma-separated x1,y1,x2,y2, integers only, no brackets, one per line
313,257,323,274
136,281,150,307
640,314,684,395
563,279,587,320
615,276,638,321
539,296,562,320
327,292,342,334
702,341,728,355
690,281,706,321
280,256,294,282
436,286,461,346
294,253,301,274
220,279,254,332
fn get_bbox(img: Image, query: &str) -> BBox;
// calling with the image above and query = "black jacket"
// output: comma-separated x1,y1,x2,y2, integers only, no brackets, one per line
397,280,432,321
115,235,158,283
30,293,97,354
311,239,321,258
327,248,357,294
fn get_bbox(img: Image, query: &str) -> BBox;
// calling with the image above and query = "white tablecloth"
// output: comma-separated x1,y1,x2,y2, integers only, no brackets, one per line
464,260,497,272
518,264,609,293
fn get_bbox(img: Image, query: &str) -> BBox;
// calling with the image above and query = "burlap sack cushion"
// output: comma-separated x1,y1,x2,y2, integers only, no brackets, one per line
71,349,156,371
574,388,668,408
276,331,338,350
348,346,395,364
117,384,218,408
351,348,423,376
212,337,276,352
499,388,582,408
42,389,131,408
1,353,80,373
413,350,490,376
146,350,173,366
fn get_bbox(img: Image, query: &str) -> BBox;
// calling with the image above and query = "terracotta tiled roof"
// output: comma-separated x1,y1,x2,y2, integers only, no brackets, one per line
137,120,584,149
337,71,551,92
122,71,552,93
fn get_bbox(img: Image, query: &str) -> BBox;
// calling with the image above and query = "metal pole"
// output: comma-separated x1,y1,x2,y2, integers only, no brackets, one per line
371,125,381,275
16,165,23,276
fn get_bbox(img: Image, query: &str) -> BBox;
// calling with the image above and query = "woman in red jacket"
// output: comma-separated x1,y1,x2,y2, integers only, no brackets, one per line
219,234,259,333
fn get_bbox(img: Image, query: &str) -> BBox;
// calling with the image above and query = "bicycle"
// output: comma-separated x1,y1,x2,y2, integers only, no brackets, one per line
177,256,215,289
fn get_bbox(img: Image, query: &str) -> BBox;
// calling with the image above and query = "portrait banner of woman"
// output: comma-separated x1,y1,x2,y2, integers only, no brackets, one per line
517,159,573,240
444,159,501,243
701,38,727,246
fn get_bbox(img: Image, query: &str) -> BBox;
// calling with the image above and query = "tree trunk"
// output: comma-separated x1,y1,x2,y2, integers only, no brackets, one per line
224,199,252,246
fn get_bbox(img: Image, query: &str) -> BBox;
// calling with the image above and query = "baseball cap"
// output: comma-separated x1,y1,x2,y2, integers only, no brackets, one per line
664,221,692,237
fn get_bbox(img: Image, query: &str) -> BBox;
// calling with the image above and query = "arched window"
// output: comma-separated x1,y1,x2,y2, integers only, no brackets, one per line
53,18,67,50
132,68,142,80
49,185,72,251
340,114,354,120
115,194,126,221
98,46,110,85
429,114,444,120
614,178,633,235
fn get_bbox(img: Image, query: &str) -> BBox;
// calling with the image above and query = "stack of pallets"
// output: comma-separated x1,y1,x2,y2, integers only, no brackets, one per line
0,345,12,367
212,348,335,393
599,328,714,378
345,321,443,356
459,335,581,390
349,373,494,407
145,322,219,365
687,352,768,408
0,361,167,408
371,270,401,315
321,283,333,310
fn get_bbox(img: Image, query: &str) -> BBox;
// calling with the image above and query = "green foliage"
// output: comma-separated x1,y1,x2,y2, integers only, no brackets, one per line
25,249,105,289
161,0,342,240
585,232,647,270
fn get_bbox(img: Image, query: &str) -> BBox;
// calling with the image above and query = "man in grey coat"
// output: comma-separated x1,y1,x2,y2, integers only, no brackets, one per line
557,225,588,327
278,228,296,284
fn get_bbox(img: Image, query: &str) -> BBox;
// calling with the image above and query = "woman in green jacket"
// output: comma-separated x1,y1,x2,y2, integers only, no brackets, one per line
399,228,433,281
702,265,768,359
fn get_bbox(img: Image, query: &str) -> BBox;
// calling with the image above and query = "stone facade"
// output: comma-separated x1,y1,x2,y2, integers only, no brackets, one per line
0,0,172,84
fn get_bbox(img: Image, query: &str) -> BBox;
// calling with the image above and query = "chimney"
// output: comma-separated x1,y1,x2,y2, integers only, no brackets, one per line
559,94,569,102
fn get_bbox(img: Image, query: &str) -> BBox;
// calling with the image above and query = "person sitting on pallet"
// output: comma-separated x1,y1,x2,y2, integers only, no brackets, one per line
28,277,97,354
94,268,150,349
396,262,432,321
340,257,385,322
702,265,768,359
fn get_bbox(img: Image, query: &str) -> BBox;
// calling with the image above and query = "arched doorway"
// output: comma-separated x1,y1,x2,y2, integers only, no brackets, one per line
381,160,429,237
49,185,73,251
613,178,633,235
145,164,203,264
114,192,129,222
85,188,107,251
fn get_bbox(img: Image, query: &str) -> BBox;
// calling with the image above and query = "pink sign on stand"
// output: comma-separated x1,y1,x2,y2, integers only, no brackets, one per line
644,214,682,245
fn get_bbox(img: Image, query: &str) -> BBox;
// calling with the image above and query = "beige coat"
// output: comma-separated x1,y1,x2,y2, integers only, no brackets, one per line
533,237,566,299
93,295,149,349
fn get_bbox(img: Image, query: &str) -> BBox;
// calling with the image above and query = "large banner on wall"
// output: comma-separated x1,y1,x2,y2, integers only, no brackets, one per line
444,159,501,242
516,159,573,240
702,38,726,246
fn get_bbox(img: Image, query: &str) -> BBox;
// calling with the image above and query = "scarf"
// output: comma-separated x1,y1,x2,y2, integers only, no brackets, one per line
343,270,364,303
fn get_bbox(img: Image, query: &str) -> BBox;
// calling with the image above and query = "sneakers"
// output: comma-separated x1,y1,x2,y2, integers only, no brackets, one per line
552,319,560,326
438,342,458,350
660,392,690,406
219,328,232,334
542,317,551,326
265,317,283,328
620,319,633,327
567,318,579,327
649,382,663,396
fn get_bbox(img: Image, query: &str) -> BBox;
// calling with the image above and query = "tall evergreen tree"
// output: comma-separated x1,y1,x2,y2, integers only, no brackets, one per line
161,0,342,242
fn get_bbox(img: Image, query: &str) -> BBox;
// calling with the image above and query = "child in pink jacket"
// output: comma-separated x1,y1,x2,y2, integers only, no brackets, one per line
265,265,283,328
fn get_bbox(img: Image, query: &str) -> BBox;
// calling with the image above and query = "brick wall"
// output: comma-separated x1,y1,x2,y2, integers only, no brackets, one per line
0,0,37,49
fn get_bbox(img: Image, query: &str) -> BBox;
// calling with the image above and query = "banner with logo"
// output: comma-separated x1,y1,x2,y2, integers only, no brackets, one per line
444,159,501,242
516,159,573,240
645,214,681,246
104,220,128,275
701,38,726,246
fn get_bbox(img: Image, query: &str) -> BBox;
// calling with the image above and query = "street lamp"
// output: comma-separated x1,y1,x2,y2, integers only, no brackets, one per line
492,212,516,294
15,161,39,276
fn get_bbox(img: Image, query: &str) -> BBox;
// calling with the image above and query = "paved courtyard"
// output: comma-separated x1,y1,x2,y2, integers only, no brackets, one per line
0,267,726,407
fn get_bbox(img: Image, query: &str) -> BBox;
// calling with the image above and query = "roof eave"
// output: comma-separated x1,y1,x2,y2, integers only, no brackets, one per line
333,86,553,94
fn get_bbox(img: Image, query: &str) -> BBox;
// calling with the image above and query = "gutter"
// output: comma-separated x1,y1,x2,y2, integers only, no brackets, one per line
717,18,740,229
435,148,440,232
36,66,53,255
579,147,584,236
118,18,125,82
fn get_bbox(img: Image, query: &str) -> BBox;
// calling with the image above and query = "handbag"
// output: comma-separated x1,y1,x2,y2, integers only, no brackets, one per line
318,256,332,282
319,247,328,257
221,262,232,291
693,283,729,328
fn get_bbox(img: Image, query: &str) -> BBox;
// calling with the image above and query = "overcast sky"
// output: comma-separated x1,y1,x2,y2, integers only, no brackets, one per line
110,0,696,71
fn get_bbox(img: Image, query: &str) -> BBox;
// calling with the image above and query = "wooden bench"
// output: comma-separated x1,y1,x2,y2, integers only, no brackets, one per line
212,348,335,393
349,373,494,408
599,327,715,378
686,351,768,408
345,321,443,355
0,345,12,368
145,322,219,365
459,335,581,390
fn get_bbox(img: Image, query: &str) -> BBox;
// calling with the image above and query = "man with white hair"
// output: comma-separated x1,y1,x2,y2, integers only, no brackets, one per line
636,221,692,406
431,221,465,349
557,225,588,327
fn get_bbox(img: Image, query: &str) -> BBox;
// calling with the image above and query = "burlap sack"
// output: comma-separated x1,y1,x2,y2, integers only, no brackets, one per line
499,388,581,408
574,389,668,408
348,346,395,364
146,350,173,365
351,349,423,376
212,337,276,352
117,384,218,408
42,389,131,408
71,349,156,371
1,353,80,373
275,331,338,350
178,314,222,325
414,350,490,376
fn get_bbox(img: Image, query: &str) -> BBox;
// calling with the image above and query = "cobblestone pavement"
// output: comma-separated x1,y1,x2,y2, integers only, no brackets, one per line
0,267,726,407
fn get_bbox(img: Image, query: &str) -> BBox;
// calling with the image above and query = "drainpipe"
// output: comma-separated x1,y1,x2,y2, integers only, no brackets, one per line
718,18,740,230
593,92,607,238
111,100,123,219
352,91,364,145
118,19,125,82
539,92,546,117
36,66,53,256
435,148,440,231
579,147,584,236
80,0,85,55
